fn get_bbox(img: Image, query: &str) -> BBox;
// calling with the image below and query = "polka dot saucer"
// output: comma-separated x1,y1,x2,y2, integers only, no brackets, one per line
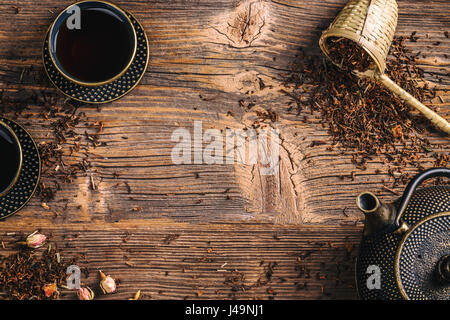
42,10,149,104
0,118,41,220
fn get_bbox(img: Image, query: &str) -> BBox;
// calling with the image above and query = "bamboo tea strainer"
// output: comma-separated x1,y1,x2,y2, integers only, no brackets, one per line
319,0,450,135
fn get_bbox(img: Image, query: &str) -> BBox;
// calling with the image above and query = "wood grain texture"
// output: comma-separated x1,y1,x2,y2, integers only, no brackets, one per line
0,0,449,299
0,221,362,300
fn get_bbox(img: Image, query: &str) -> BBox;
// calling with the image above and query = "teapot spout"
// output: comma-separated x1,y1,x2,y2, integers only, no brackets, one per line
356,192,397,237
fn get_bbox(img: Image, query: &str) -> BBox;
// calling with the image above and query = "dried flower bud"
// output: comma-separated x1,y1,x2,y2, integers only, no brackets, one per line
26,231,47,249
42,283,58,298
78,287,95,300
99,270,117,294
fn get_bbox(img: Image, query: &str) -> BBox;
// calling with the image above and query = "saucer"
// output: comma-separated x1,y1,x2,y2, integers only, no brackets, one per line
42,9,149,104
0,118,41,219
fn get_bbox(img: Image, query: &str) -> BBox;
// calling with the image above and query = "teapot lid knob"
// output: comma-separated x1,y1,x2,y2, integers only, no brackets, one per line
437,255,450,284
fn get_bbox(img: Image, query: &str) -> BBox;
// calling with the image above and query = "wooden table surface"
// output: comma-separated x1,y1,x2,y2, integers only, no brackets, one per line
0,0,449,299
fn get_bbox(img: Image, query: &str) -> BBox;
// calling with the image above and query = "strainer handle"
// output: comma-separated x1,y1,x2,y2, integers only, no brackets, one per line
378,74,450,135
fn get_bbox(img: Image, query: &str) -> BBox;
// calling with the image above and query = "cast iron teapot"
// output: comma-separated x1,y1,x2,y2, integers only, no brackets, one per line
356,167,450,300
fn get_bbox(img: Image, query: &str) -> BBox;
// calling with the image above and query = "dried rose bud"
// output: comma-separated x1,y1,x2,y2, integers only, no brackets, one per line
42,283,58,298
26,231,47,249
78,287,95,300
99,270,117,294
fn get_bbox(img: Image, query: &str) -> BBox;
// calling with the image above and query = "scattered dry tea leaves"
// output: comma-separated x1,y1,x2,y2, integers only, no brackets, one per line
0,246,74,300
283,36,449,187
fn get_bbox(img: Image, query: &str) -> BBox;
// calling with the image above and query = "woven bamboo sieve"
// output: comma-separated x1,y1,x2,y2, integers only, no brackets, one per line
319,0,450,135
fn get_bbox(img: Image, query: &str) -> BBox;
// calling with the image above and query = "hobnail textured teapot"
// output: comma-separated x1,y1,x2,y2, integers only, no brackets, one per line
356,168,450,300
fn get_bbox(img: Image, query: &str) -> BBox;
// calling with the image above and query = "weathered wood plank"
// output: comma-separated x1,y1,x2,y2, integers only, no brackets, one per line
0,222,362,300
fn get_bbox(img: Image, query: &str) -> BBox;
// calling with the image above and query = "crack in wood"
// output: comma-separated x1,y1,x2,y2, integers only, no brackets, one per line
210,0,267,48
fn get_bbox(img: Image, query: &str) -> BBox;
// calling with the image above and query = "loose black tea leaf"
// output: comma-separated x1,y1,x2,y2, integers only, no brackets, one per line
326,37,375,72
0,245,74,300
